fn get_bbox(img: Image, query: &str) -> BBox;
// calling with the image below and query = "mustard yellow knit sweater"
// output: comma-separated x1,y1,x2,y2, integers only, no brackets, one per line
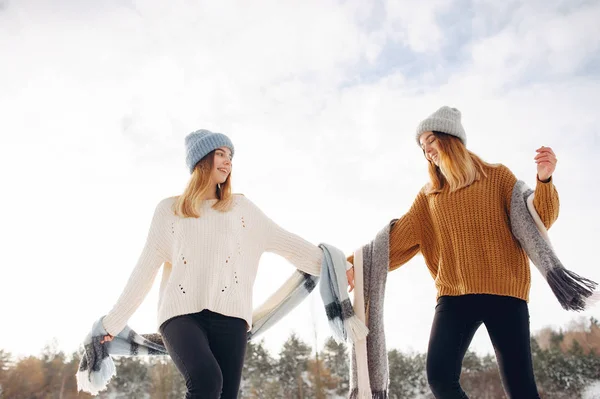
365,164,559,302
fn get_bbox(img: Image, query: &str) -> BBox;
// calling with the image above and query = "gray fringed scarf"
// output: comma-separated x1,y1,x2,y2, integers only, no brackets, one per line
349,222,393,399
348,180,598,398
77,244,367,395
511,180,598,311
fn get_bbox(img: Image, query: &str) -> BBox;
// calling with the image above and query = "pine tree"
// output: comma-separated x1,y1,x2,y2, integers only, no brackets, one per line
0,349,12,391
112,357,151,398
320,336,349,396
148,357,185,399
460,352,503,399
39,340,69,399
1,356,46,399
241,340,279,398
277,333,311,399
307,358,338,398
64,351,94,399
387,349,428,398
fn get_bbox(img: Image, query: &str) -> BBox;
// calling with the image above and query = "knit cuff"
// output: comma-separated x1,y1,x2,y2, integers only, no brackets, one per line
535,175,555,192
536,175,553,184
533,177,559,229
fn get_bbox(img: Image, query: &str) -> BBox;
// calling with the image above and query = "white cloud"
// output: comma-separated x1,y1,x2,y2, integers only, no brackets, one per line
382,0,453,53
468,0,600,82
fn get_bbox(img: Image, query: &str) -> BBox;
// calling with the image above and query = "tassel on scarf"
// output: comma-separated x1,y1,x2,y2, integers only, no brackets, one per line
511,181,599,312
344,316,371,343
546,268,598,311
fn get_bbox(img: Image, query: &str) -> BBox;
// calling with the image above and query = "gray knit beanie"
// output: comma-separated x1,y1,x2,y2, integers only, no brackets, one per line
185,129,234,173
415,106,466,146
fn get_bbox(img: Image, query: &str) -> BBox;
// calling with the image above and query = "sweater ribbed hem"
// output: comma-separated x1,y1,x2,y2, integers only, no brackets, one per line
158,285,256,331
436,283,530,303
158,303,252,331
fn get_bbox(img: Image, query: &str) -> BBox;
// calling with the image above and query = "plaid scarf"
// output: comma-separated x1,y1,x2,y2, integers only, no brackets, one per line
77,243,366,395
319,243,369,343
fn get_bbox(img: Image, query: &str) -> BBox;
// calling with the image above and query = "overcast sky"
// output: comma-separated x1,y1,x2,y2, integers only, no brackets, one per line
1,0,599,360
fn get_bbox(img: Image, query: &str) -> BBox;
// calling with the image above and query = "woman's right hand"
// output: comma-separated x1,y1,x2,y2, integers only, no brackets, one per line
346,255,355,292
347,267,355,292
100,334,114,344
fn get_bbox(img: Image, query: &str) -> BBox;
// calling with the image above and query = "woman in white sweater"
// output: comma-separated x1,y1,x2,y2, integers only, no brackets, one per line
100,129,352,399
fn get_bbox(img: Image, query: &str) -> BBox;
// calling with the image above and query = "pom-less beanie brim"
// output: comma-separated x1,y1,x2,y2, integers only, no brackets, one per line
415,106,466,146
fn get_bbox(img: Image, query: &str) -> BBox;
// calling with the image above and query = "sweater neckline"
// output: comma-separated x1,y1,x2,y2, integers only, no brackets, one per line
200,199,219,207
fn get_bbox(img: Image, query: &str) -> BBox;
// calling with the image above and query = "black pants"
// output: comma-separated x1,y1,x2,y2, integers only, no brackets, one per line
159,309,248,399
426,294,540,399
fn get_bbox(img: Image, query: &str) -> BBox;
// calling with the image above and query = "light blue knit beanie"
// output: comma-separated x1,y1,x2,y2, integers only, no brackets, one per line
185,129,235,173
415,106,467,146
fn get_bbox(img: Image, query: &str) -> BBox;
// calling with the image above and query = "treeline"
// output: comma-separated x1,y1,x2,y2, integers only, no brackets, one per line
0,317,599,398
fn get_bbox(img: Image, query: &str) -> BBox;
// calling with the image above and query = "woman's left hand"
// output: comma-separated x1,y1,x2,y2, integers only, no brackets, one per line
535,146,557,182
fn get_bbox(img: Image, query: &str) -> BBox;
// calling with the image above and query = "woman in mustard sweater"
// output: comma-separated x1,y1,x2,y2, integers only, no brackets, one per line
351,106,558,398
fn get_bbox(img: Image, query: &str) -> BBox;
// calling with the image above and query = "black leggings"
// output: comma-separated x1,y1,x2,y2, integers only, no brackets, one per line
426,294,539,399
159,309,248,399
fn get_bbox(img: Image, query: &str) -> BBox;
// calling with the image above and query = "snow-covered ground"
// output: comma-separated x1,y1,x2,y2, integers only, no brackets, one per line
583,381,600,399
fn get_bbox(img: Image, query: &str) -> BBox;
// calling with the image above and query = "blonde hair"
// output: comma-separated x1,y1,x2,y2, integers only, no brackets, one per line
425,132,492,194
174,151,233,218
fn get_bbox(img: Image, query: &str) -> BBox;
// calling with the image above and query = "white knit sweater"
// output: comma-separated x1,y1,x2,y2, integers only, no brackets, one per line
102,194,323,336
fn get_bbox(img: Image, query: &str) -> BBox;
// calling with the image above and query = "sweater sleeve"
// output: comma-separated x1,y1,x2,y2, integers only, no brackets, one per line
102,198,173,336
499,164,559,229
388,193,424,271
264,221,322,276
347,191,423,271
252,202,322,276
533,177,560,229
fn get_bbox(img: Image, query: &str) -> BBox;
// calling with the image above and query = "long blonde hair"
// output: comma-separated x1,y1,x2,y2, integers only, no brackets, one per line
174,151,233,218
426,132,492,194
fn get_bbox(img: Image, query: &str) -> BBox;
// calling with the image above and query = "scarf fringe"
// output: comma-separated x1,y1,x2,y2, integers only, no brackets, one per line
586,291,600,308
585,291,600,310
349,388,387,399
547,267,599,311
327,318,346,342
76,356,115,395
344,316,370,343
515,183,598,312
371,391,388,399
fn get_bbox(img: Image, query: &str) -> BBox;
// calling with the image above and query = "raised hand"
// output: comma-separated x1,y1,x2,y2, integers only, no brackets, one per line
535,146,557,182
